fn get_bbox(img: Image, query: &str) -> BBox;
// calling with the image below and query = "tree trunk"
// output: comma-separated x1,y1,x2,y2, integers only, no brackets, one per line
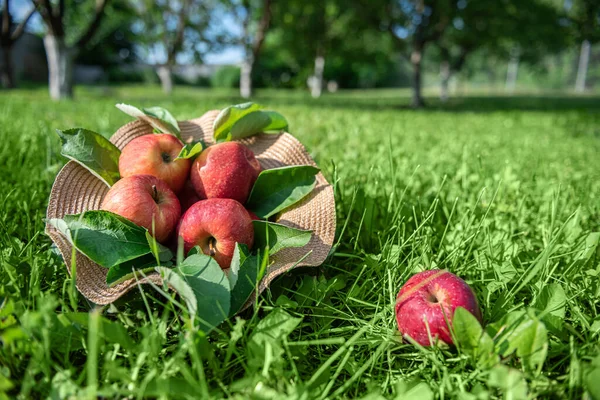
240,57,253,99
311,53,325,98
575,39,590,93
439,60,450,102
410,43,425,108
157,65,173,95
44,35,74,100
0,44,14,89
505,49,519,94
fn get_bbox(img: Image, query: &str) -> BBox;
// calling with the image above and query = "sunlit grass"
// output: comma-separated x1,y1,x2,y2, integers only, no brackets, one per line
1,86,599,398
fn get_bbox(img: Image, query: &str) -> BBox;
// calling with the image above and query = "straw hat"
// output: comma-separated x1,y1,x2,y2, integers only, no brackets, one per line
45,110,336,306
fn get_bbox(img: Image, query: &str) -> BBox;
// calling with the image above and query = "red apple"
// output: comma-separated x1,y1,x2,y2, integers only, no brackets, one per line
246,209,260,221
190,142,261,204
101,175,181,242
178,180,201,213
395,270,482,346
177,198,254,269
119,134,190,193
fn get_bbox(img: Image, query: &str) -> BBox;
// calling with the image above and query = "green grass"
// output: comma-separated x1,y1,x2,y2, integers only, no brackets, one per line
1,85,600,399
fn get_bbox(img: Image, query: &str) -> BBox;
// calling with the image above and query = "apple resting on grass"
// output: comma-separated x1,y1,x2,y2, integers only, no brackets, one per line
177,198,254,269
119,134,190,193
395,269,482,346
190,142,261,204
101,175,181,242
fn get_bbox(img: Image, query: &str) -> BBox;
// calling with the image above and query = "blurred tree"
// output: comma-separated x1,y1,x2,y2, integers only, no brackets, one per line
262,0,401,92
567,0,600,92
359,0,454,107
32,0,111,100
0,0,37,88
435,0,568,100
131,0,220,94
228,0,273,98
76,2,138,68
269,0,356,97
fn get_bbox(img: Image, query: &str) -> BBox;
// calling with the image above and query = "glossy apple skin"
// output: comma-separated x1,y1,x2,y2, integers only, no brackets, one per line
395,270,482,346
119,134,191,193
177,198,254,269
101,175,181,242
190,142,261,204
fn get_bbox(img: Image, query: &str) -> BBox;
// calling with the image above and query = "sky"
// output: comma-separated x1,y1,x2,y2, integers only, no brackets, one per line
11,0,245,65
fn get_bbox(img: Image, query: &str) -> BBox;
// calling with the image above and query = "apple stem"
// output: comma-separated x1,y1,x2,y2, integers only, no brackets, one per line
208,238,216,257
151,185,159,203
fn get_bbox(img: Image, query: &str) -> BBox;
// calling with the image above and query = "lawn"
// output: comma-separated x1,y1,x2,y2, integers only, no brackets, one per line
1,86,600,399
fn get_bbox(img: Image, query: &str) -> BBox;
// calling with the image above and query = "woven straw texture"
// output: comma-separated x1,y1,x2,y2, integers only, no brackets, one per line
45,110,336,306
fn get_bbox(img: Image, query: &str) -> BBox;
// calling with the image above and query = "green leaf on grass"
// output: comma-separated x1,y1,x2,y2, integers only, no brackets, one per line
453,307,483,353
48,210,172,269
116,103,181,139
585,354,600,400
534,283,566,333
213,102,288,142
252,221,312,256
489,310,548,371
166,255,231,331
487,365,528,400
56,128,121,186
229,244,263,316
247,166,320,219
247,308,302,369
516,318,548,372
175,141,204,160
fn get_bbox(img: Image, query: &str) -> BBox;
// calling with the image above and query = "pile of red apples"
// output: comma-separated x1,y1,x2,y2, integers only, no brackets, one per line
101,134,260,269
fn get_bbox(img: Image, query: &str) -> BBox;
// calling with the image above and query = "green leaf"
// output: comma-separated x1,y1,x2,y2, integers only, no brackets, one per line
487,365,528,400
247,166,320,219
252,221,312,256
490,311,548,371
534,283,566,333
213,103,289,142
395,380,434,400
516,318,548,372
576,232,600,261
585,354,600,400
228,243,249,290
213,102,263,142
176,255,231,331
453,307,483,353
228,110,288,140
261,111,289,132
116,103,181,139
48,210,170,269
174,141,204,160
229,244,262,317
106,263,161,286
476,332,499,369
55,128,121,186
155,266,199,317
247,308,302,369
